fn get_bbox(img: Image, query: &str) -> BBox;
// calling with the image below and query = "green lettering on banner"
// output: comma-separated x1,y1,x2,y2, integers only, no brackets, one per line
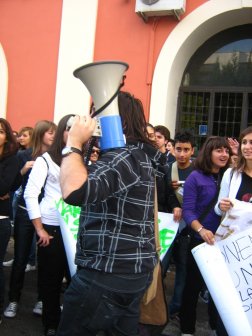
56,201,177,255
157,216,177,258
159,228,176,255
56,198,81,240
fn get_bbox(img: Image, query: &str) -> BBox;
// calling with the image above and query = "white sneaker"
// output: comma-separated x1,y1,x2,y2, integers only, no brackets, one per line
4,302,18,318
181,334,194,336
25,264,36,272
3,259,14,267
33,301,43,316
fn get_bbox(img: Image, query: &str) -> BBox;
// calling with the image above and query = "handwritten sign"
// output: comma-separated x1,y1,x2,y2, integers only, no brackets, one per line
56,198,80,276
218,232,252,316
192,228,252,336
56,198,80,239
158,212,178,260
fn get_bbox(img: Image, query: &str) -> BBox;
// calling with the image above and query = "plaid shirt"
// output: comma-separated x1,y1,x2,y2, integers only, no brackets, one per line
67,142,163,274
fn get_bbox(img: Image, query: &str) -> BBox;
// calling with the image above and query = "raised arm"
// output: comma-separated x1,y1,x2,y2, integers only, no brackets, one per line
60,115,96,199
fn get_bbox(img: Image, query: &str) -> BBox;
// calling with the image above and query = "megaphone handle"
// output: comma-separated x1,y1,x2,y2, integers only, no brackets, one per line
91,76,126,118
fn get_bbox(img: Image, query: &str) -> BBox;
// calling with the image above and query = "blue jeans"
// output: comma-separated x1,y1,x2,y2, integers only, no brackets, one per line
168,234,190,315
0,218,11,315
57,268,151,336
8,206,38,302
162,233,190,315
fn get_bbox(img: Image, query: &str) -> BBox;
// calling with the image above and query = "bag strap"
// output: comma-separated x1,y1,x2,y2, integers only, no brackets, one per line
171,161,183,206
38,155,49,203
40,155,49,188
171,161,179,181
154,183,161,256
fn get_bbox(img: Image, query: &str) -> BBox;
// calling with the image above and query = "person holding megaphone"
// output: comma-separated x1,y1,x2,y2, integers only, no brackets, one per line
57,83,167,335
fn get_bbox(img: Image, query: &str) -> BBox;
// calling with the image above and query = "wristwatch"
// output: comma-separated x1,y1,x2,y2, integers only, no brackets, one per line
61,146,83,157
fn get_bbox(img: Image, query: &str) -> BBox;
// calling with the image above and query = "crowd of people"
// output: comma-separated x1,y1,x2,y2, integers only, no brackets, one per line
0,91,251,336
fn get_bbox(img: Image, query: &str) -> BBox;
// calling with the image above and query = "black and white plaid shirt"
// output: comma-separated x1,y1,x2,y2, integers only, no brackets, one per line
67,142,163,274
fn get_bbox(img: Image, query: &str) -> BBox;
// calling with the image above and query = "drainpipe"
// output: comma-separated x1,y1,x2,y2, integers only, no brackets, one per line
145,17,159,121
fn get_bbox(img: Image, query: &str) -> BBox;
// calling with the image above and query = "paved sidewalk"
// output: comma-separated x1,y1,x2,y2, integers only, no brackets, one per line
1,238,43,336
1,238,212,336
162,269,212,336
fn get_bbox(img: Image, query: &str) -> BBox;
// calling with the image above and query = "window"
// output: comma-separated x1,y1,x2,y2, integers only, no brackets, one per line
177,25,252,150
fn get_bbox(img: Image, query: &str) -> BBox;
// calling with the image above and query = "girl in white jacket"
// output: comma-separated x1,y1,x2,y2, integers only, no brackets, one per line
215,126,252,215
24,114,75,336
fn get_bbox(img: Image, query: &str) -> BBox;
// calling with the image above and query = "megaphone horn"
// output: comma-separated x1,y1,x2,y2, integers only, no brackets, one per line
73,61,129,151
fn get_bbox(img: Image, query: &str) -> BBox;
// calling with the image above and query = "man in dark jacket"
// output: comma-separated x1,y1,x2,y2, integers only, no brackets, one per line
58,92,171,336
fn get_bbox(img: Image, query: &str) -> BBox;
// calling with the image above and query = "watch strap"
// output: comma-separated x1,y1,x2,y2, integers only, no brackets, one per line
62,146,83,157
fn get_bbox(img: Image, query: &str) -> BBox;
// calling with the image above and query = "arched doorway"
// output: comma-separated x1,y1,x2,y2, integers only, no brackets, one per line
177,24,252,150
150,0,252,138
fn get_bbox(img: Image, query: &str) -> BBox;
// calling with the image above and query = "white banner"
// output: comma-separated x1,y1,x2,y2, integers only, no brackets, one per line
56,199,179,276
56,198,80,276
158,211,179,260
192,227,252,336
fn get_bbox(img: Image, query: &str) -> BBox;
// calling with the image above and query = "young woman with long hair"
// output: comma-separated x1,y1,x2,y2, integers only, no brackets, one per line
216,126,252,213
179,136,231,336
4,120,56,320
0,118,20,325
18,126,33,150
8,126,34,269
213,127,252,335
24,115,74,336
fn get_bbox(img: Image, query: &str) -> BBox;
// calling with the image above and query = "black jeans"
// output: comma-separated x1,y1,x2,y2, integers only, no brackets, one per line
38,224,70,331
180,237,218,334
57,268,151,336
8,206,38,302
0,218,11,314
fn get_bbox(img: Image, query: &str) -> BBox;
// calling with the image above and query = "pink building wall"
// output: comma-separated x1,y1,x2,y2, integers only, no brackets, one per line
94,0,206,120
0,0,62,130
0,0,207,130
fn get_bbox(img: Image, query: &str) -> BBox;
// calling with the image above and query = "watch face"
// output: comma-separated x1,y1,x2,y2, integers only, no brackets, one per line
62,147,71,156
62,146,83,157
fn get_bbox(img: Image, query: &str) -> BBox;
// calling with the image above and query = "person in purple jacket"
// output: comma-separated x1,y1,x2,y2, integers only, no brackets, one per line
179,136,231,336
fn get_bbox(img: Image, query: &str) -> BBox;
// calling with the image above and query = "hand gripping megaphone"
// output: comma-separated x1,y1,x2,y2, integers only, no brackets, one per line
73,61,129,151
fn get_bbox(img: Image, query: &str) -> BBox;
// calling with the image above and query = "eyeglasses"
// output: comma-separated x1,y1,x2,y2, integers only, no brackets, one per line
91,149,100,155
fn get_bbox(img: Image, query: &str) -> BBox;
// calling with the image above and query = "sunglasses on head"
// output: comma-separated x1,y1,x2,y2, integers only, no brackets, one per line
91,149,100,155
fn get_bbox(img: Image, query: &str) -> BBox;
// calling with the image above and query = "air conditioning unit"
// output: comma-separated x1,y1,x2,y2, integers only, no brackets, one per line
135,0,186,21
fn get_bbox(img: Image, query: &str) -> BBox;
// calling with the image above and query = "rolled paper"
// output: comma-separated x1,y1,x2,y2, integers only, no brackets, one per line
56,198,80,276
158,212,179,260
192,228,252,336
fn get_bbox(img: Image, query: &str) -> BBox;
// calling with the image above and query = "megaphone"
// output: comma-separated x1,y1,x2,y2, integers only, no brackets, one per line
73,61,129,151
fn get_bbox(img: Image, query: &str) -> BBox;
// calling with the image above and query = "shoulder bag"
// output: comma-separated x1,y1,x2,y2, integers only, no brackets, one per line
139,185,168,326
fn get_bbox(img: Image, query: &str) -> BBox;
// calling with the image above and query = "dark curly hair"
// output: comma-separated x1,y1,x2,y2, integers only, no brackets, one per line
118,91,153,145
0,118,18,159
